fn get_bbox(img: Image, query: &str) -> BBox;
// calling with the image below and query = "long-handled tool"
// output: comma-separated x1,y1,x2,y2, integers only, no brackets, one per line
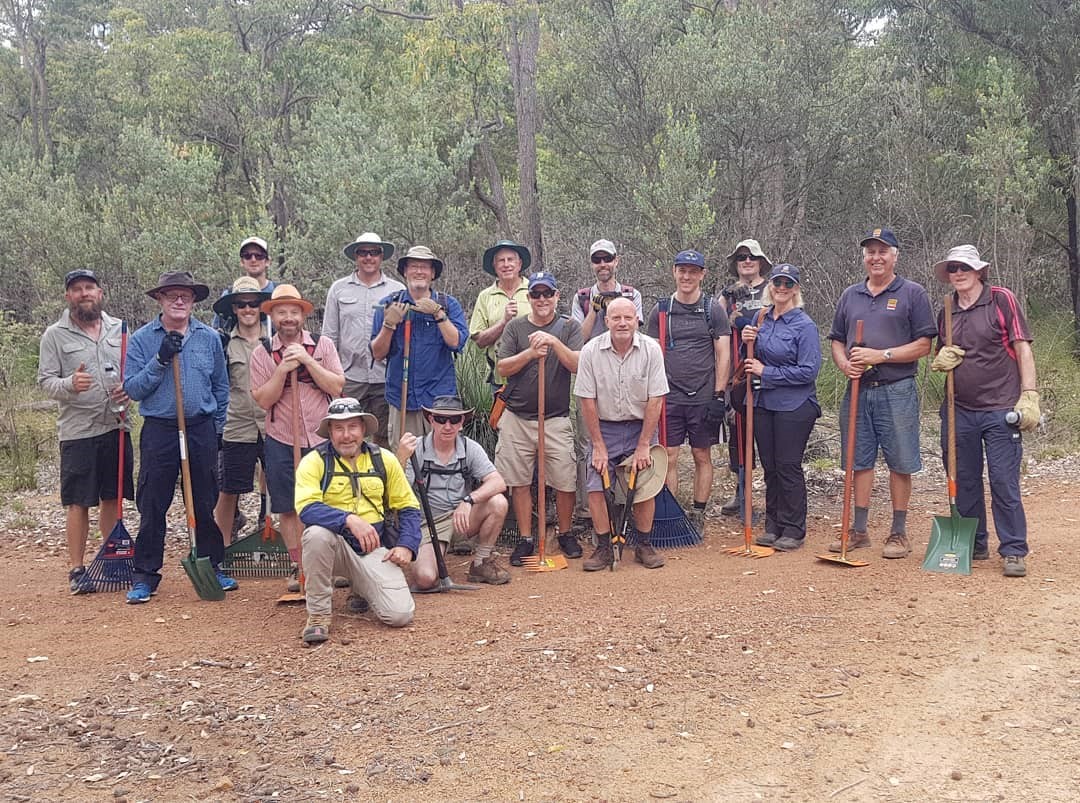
923,302,976,574
524,355,568,571
409,452,480,592
611,464,638,569
277,369,308,604
725,310,773,558
599,464,620,565
222,463,291,577
399,311,412,440
818,320,870,567
174,358,226,601
86,321,135,591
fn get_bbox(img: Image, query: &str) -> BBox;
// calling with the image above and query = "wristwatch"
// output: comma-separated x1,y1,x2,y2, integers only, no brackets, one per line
463,494,475,505
882,349,894,361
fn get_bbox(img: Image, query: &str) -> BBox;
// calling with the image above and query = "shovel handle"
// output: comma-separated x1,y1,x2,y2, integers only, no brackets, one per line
172,358,197,533
943,297,958,491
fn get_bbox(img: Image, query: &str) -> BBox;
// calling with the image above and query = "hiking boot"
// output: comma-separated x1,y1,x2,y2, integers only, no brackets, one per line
509,539,535,567
333,576,350,589
828,530,870,553
772,536,804,552
1003,555,1027,578
720,494,742,517
635,542,666,569
687,508,706,536
126,582,152,604
557,533,583,559
755,532,778,547
68,566,95,595
973,545,990,561
302,613,331,644
346,594,369,614
467,557,511,585
216,571,239,592
287,566,301,593
882,532,911,559
583,540,614,571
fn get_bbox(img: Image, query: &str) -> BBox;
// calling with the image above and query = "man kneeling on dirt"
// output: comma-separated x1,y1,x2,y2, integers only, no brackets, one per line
396,395,511,588
294,398,421,643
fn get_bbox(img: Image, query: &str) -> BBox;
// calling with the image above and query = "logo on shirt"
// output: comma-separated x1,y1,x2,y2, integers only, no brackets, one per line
886,298,898,311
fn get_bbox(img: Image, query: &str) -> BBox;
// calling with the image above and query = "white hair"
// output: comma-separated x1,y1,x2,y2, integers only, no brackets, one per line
861,245,899,259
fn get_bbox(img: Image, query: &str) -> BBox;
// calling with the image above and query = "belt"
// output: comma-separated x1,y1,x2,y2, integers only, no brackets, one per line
862,376,909,389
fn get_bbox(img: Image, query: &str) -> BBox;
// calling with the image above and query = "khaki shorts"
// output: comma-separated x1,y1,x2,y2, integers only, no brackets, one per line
495,410,576,491
419,511,457,547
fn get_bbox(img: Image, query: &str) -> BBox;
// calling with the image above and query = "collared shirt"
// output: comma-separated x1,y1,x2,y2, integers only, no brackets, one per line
371,289,468,410
751,307,822,412
575,331,669,421
295,444,422,556
404,433,496,517
469,278,530,383
938,283,1032,411
37,310,130,441
249,330,344,448
222,330,267,443
323,271,405,385
570,282,644,341
125,316,229,429
828,274,937,383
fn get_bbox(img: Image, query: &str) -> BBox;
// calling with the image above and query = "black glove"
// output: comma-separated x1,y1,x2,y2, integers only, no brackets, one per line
217,433,224,452
705,393,727,425
157,330,184,365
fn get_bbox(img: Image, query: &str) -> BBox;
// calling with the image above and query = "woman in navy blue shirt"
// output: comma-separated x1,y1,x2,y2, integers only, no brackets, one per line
740,264,821,550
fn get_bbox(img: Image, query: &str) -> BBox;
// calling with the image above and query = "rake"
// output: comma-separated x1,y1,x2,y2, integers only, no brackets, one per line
277,371,307,604
222,465,292,577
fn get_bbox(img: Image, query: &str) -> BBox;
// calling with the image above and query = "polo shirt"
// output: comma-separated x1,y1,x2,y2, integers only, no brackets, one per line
322,272,405,385
828,274,937,383
469,279,530,383
498,315,584,419
751,307,822,412
221,330,267,443
938,283,1032,411
575,331,669,421
404,433,496,517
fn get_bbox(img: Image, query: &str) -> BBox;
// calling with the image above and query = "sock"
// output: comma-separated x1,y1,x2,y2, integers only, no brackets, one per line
891,509,907,535
853,506,869,533
288,547,301,565
472,544,492,566
693,501,707,511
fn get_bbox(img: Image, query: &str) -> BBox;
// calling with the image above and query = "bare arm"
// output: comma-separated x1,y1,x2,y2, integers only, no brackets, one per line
1014,340,1037,391
712,336,731,394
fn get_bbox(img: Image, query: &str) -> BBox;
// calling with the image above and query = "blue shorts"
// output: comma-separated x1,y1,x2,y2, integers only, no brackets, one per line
264,436,315,514
664,401,720,449
584,420,658,492
839,377,922,474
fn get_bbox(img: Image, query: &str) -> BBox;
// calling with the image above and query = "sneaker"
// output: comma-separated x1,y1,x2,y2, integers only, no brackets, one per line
634,542,666,569
126,582,152,604
973,545,990,561
557,533,583,558
333,576,351,589
302,613,331,644
1003,555,1027,578
68,566,96,595
687,508,706,536
754,532,778,547
828,530,870,553
467,557,511,585
772,536,804,552
346,594,369,614
509,539,535,567
882,532,911,559
215,572,239,592
720,494,742,517
583,540,614,572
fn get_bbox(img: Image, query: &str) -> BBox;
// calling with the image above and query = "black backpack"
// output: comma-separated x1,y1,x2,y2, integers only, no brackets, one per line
316,441,399,550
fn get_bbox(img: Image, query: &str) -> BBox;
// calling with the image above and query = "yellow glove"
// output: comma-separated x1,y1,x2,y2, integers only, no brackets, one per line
930,345,966,372
1013,390,1041,433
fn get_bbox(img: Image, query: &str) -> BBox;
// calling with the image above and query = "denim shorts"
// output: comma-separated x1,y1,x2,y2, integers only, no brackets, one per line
584,420,658,492
264,436,315,514
839,377,922,474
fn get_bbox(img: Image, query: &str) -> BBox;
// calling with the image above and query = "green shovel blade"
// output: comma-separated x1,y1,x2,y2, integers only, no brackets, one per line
922,506,977,576
181,546,226,601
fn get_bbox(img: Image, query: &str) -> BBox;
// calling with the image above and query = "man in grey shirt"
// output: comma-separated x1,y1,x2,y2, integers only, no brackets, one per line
38,269,133,595
323,232,405,447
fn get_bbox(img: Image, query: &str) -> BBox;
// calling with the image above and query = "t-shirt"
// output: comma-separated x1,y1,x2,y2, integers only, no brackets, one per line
645,295,729,405
497,315,584,419
404,434,496,517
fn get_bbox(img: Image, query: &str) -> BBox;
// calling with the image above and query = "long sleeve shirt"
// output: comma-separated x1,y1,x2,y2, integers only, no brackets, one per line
322,272,405,385
751,307,822,412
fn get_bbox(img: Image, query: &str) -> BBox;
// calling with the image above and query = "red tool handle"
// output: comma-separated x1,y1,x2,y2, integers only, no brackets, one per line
115,321,128,518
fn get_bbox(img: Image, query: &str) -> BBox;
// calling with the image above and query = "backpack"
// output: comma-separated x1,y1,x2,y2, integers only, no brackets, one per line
415,435,472,491
657,294,722,346
576,284,638,317
316,441,399,550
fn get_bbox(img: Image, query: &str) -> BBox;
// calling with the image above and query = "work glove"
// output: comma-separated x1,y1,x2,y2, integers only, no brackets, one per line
930,345,966,372
412,297,442,317
1013,390,1041,433
383,301,408,328
156,330,184,365
590,291,617,314
705,392,727,425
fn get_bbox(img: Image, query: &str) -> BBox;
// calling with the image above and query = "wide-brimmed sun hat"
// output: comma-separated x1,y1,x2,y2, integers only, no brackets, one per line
317,397,378,439
146,271,210,303
726,239,772,276
482,240,532,276
615,445,669,503
933,244,989,284
421,394,475,421
397,245,445,280
261,284,314,316
212,276,272,316
343,232,395,262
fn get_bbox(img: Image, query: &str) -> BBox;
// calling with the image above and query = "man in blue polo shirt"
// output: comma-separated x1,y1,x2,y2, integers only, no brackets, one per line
827,228,936,559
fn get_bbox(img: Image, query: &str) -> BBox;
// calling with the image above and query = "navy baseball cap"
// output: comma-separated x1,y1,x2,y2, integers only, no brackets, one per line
64,269,100,289
768,264,801,284
673,249,706,268
527,271,558,291
859,227,899,248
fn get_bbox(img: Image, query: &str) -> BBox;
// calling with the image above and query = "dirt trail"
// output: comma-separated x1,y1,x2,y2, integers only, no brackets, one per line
0,473,1077,802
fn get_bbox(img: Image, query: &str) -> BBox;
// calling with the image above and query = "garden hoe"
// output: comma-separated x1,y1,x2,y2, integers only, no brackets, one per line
409,452,480,593
818,320,870,568
277,370,308,604
174,359,226,601
523,355,568,571
922,302,976,575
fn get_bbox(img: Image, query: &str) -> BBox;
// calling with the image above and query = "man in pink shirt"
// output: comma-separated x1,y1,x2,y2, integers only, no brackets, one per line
250,285,345,580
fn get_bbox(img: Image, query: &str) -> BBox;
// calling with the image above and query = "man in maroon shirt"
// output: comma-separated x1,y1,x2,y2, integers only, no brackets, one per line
930,244,1040,577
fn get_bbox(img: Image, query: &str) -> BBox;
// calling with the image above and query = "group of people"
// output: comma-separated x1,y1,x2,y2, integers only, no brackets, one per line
37,226,1042,644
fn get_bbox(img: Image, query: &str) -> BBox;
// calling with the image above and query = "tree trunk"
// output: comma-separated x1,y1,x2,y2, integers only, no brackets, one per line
1067,190,1080,355
472,137,513,239
507,0,543,268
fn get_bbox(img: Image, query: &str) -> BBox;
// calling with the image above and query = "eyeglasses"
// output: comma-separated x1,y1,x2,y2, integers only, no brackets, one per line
432,414,464,425
355,248,383,257
771,277,796,289
233,300,262,309
161,292,194,304
591,254,616,264
946,264,975,274
736,254,758,262
328,400,364,415
240,251,266,260
529,289,556,299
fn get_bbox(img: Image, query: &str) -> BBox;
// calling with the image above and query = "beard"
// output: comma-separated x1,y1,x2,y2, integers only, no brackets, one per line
70,299,102,323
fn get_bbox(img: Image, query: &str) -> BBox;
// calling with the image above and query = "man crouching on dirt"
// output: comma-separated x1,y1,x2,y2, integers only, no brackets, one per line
294,398,421,644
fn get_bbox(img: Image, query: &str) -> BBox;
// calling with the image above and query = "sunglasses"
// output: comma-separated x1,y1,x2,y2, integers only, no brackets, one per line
591,254,616,264
161,292,194,304
736,254,758,262
529,289,556,299
355,248,383,257
771,277,796,289
328,401,364,415
240,251,266,260
233,299,262,309
946,264,975,274
432,414,464,425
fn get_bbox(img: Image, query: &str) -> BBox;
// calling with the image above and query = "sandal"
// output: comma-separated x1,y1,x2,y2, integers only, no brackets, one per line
301,614,331,644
